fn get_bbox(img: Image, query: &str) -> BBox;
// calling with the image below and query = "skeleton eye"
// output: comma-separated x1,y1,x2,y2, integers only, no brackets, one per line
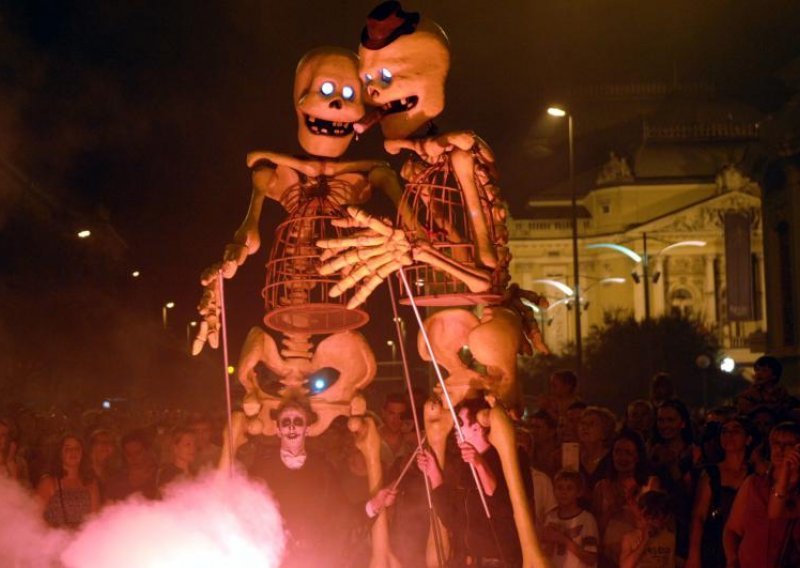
380,68,393,84
342,85,355,101
320,81,335,96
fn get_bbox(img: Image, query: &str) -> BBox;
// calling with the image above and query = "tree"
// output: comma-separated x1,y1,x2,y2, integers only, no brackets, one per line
582,313,722,413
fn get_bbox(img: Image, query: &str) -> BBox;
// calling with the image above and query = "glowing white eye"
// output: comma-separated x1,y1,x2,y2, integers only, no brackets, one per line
320,81,335,96
380,68,392,83
365,73,373,82
342,86,355,101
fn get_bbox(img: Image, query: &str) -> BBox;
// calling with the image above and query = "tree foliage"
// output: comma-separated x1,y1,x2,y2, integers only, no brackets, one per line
582,313,723,412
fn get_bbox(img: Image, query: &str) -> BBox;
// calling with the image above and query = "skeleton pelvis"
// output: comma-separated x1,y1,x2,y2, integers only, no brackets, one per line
236,326,377,437
419,306,523,407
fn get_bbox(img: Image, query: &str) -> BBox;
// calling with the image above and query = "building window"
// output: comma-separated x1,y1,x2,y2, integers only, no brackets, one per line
600,202,611,214
670,288,694,318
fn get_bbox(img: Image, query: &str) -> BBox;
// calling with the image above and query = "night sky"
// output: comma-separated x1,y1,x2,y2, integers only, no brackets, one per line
1,1,799,408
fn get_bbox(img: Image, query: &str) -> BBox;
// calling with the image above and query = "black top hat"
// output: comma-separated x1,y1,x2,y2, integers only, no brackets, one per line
360,1,420,50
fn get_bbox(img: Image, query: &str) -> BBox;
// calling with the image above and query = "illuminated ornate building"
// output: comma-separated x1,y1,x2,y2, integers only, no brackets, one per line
509,85,766,368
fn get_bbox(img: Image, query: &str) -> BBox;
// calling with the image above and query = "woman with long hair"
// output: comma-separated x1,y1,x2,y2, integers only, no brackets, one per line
593,430,657,567
156,427,197,492
686,416,753,568
648,398,700,563
36,434,100,528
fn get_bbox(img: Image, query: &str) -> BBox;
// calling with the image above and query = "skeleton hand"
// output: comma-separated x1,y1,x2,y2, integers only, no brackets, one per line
317,206,413,309
192,243,250,355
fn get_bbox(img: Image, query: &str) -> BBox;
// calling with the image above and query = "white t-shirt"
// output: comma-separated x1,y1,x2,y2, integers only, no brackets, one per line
543,508,599,568
532,468,557,523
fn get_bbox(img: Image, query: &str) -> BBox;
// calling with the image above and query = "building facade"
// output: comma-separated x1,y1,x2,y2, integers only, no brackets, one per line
509,158,766,369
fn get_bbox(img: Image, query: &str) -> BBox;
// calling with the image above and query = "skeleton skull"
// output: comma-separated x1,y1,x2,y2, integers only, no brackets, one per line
237,327,376,436
295,47,364,158
358,3,450,139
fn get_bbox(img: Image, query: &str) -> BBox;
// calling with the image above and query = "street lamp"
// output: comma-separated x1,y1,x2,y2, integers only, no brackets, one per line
186,320,197,349
162,301,175,329
77,229,91,239
387,340,397,361
536,277,625,312
587,236,706,320
547,105,581,373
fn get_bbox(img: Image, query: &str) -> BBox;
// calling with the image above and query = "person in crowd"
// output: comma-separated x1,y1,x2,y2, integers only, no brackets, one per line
541,469,599,568
747,405,777,475
623,400,655,446
724,421,800,567
619,490,675,568
156,426,197,491
699,406,737,465
87,428,117,501
648,398,699,563
378,392,415,472
561,401,589,444
36,434,100,529
686,416,753,568
592,430,655,567
766,430,800,565
245,395,396,568
0,416,30,487
539,370,583,438
417,396,533,567
572,406,617,498
104,429,158,501
188,414,221,471
737,355,795,415
649,372,675,408
529,409,560,477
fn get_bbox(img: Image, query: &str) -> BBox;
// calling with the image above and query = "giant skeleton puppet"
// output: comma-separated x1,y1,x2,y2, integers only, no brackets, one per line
194,47,402,568
316,3,549,566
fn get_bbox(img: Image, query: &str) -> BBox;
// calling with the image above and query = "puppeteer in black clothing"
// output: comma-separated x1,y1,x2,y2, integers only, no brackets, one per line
419,398,534,568
249,446,354,568
241,395,398,568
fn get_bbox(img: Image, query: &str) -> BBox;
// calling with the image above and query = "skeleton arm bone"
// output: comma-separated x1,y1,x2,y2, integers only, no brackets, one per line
385,133,500,269
192,161,279,355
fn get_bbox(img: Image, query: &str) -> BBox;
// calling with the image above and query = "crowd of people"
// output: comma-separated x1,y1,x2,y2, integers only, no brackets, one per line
0,354,799,567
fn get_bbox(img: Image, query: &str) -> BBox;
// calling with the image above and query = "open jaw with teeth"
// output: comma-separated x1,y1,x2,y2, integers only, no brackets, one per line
381,95,418,115
304,114,354,136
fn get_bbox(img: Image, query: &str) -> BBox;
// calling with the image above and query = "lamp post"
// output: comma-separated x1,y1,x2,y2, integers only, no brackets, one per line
548,106,582,373
187,320,197,350
387,340,397,361
162,301,175,329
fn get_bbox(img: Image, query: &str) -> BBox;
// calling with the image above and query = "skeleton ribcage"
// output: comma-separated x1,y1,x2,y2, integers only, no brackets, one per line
263,177,369,334
397,154,502,306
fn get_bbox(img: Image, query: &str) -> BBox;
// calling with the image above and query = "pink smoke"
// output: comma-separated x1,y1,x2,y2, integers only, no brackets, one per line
0,472,285,567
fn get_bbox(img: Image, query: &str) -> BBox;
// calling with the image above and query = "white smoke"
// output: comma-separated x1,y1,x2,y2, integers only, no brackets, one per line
0,472,286,568
0,477,70,566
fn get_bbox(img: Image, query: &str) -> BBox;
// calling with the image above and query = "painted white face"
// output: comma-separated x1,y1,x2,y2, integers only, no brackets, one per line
359,19,449,140
294,48,364,158
276,408,309,452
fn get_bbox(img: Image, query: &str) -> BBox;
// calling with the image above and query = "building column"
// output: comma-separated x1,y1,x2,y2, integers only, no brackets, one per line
652,256,666,317
704,254,717,324
756,252,767,325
